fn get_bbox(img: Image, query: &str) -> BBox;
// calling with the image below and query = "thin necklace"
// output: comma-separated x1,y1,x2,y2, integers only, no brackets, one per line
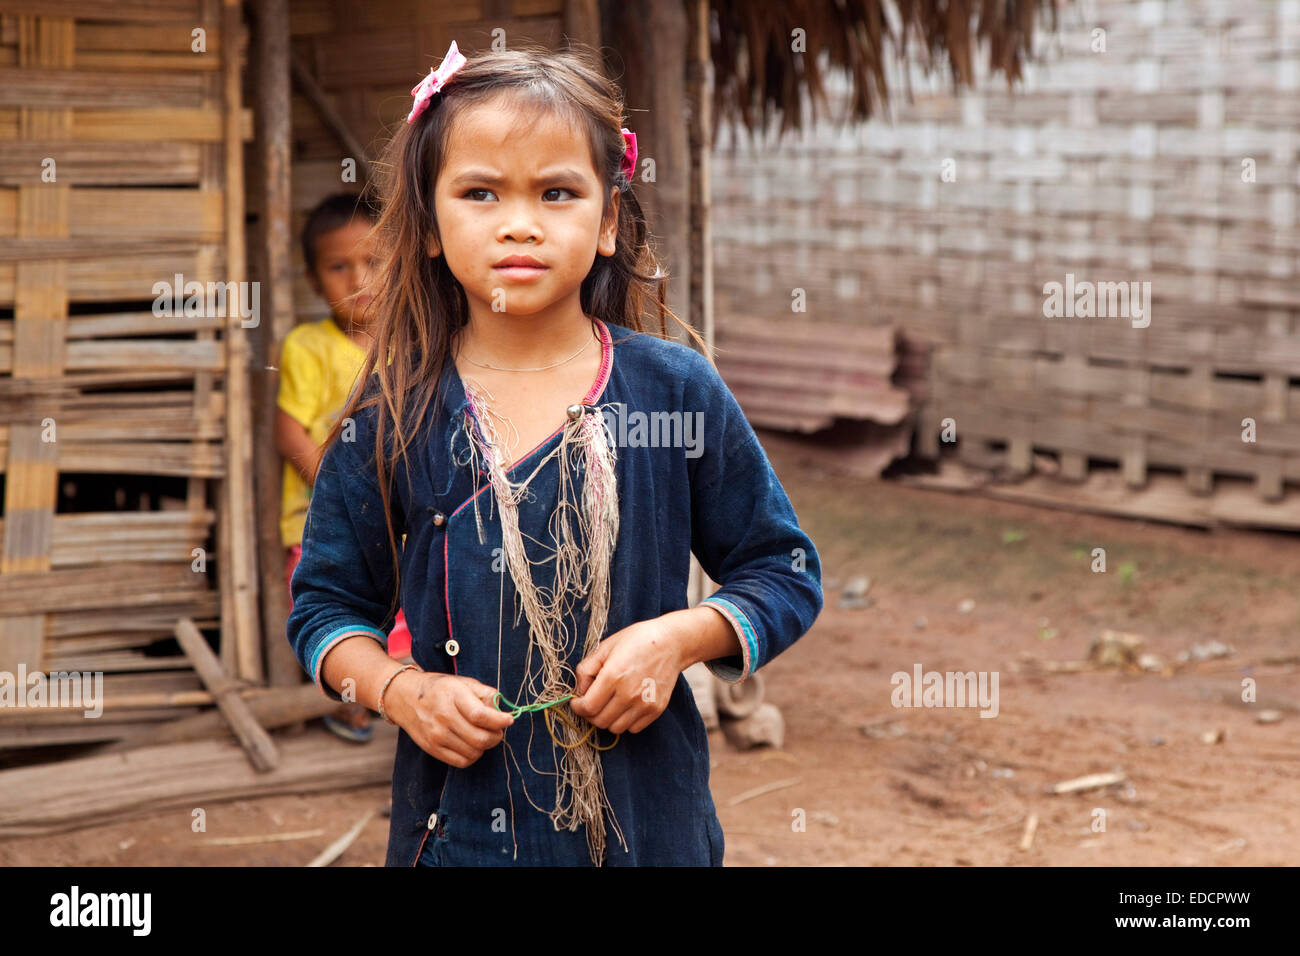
461,329,594,372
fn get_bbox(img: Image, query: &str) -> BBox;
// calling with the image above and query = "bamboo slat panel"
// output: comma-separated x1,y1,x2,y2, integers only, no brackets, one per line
0,0,252,744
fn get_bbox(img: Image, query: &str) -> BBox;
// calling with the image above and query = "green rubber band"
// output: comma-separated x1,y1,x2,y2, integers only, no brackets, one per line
492,691,573,719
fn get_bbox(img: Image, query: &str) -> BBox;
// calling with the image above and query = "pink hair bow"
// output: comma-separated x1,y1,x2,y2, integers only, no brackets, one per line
408,40,467,124
621,128,638,182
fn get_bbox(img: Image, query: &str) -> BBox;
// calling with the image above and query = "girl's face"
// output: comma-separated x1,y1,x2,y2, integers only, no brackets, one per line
429,96,619,321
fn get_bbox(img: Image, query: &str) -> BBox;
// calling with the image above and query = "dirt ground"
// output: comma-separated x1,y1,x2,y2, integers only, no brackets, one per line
3,435,1298,866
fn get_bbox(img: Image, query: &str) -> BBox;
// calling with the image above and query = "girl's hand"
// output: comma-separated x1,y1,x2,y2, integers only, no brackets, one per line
570,617,689,734
388,671,514,768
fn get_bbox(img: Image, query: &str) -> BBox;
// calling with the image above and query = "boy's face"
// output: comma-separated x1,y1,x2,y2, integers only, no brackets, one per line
309,219,379,327
429,95,619,320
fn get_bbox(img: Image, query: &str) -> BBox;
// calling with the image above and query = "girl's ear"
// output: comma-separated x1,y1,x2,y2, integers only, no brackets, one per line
597,188,620,258
426,233,442,258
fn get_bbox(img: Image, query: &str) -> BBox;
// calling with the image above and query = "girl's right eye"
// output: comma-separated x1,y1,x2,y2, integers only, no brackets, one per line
465,188,496,201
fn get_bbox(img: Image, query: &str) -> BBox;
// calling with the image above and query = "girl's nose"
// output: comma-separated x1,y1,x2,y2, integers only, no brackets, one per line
499,206,541,244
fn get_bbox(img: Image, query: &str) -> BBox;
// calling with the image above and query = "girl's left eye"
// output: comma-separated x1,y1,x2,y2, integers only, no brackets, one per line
543,188,576,201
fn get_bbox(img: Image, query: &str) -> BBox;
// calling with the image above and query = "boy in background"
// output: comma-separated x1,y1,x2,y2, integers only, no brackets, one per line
275,193,411,743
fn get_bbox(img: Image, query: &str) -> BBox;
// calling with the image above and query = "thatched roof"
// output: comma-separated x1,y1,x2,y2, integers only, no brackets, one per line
709,0,1059,139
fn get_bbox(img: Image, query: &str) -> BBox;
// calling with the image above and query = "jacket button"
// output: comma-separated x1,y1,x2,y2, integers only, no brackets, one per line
430,510,446,526
444,639,459,657
427,812,438,830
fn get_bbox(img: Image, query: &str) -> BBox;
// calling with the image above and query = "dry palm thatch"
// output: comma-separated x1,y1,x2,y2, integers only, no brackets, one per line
709,0,1059,141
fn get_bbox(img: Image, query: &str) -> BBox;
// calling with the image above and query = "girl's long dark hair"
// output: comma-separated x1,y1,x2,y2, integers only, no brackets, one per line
318,41,706,624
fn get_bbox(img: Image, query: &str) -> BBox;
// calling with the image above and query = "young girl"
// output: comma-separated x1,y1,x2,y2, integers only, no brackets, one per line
285,40,823,867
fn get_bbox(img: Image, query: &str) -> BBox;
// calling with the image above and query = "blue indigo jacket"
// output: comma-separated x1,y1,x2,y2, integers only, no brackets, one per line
286,318,823,866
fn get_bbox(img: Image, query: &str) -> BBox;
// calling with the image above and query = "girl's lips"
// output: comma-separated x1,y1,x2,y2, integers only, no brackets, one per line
493,265,548,281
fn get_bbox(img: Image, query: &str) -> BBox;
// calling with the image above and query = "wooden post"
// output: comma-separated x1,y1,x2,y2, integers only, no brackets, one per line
221,0,263,683
686,0,713,354
608,0,690,344
563,0,602,47
250,0,301,688
685,0,716,608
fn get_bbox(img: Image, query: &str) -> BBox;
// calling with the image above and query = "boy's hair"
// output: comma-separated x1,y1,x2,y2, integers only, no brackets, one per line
301,192,381,274
321,41,706,621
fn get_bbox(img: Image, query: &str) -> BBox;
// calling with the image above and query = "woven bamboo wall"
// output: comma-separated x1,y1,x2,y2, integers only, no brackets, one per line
712,0,1300,527
0,0,254,747
278,0,567,338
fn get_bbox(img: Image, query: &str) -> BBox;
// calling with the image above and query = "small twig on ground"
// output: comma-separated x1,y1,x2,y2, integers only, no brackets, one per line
727,777,802,807
201,829,325,847
1018,813,1039,851
306,809,376,867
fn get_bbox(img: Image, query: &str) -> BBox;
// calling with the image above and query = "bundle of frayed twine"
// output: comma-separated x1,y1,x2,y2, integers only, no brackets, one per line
459,380,627,866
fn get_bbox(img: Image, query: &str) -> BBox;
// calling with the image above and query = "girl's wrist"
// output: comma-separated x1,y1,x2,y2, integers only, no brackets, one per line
667,606,740,671
385,669,452,728
380,667,424,726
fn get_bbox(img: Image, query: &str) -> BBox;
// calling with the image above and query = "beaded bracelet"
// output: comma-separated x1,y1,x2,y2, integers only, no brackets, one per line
376,663,417,726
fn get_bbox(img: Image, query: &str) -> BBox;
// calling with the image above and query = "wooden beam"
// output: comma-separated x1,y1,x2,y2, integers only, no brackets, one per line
290,49,372,184
102,681,334,752
173,617,278,772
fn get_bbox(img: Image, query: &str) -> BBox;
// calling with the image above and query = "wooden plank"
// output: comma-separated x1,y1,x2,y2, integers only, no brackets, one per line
72,50,222,72
104,681,330,752
903,461,1300,532
0,723,397,837
0,1,203,21
173,617,278,771
0,67,205,108
71,107,253,142
0,142,202,186
77,22,222,52
0,238,202,262
0,563,212,615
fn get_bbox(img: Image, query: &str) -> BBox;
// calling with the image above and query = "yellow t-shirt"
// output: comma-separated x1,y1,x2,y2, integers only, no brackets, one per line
278,316,368,548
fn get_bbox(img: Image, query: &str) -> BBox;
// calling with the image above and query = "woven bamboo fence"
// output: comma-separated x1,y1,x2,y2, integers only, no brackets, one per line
0,0,259,748
712,0,1300,528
